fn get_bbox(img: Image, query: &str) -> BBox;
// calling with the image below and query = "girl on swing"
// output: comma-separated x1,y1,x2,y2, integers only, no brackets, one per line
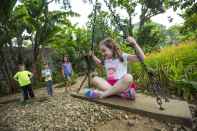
83,36,145,99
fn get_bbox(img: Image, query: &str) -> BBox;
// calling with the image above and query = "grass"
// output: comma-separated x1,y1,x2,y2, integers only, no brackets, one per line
130,40,197,100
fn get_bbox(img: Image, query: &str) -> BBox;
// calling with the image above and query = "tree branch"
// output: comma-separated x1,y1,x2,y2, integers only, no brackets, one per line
47,0,54,5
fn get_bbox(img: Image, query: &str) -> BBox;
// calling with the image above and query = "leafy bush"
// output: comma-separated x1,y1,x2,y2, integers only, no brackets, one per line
136,21,166,52
131,40,197,100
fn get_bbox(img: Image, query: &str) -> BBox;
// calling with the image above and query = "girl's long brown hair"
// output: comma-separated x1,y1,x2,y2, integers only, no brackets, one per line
99,37,124,62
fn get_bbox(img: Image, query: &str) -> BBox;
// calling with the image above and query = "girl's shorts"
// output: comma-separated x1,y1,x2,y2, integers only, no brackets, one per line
107,79,136,99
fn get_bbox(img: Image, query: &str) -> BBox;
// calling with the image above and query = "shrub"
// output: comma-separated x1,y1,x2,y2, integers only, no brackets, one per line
131,40,197,100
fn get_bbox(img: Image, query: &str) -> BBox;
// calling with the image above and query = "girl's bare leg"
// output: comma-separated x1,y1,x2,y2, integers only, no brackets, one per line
100,74,133,98
79,76,112,98
91,76,112,91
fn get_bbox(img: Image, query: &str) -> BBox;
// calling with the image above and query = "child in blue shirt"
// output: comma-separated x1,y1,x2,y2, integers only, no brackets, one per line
42,63,53,96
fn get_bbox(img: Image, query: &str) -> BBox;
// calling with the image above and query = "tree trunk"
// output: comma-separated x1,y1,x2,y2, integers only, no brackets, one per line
128,14,133,36
32,0,50,82
32,32,40,83
0,49,17,94
139,5,147,32
17,33,24,64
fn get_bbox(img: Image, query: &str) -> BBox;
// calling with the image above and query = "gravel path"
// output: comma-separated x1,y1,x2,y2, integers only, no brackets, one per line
0,78,196,131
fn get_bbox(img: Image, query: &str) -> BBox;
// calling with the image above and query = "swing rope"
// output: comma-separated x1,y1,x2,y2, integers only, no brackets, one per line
78,0,99,92
103,0,169,110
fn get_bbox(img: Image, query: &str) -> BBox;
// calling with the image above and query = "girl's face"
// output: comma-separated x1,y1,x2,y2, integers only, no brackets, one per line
100,45,113,59
64,56,68,62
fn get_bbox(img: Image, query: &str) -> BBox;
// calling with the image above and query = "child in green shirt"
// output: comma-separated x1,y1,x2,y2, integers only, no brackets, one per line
14,64,35,101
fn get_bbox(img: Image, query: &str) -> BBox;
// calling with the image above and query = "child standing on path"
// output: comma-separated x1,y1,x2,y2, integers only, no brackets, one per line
62,56,72,81
83,36,145,99
62,56,73,92
42,63,53,96
14,64,35,101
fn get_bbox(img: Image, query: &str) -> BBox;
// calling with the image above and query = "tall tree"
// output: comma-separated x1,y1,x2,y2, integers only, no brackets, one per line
22,0,76,79
0,0,18,93
165,0,197,39
104,0,137,36
138,0,165,31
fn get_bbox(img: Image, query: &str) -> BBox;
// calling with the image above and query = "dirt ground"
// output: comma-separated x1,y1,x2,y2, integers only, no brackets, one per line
0,78,196,131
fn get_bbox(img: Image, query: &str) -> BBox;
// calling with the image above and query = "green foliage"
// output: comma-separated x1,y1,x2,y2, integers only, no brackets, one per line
109,0,137,14
23,0,44,18
88,10,112,44
0,0,17,23
0,0,79,95
136,21,166,52
50,25,92,74
131,41,197,100
181,8,197,39
168,0,197,40
165,25,184,44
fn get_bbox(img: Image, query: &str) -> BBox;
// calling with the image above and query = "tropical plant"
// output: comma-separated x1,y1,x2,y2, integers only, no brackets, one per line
136,21,167,52
131,41,197,100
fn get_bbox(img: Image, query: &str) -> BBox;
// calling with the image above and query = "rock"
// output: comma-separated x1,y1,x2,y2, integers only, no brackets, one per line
124,114,129,120
90,127,96,131
171,95,176,99
149,118,155,123
87,128,91,131
132,115,140,120
161,128,167,131
173,127,178,131
115,115,121,120
189,104,196,109
180,126,191,131
127,120,135,127
166,122,172,128
153,127,162,131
